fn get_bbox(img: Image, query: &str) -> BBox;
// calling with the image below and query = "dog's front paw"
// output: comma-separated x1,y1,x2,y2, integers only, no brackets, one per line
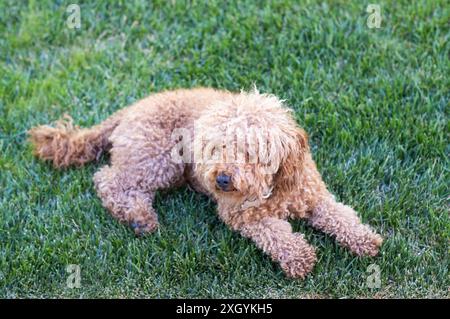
348,227,383,257
130,214,159,236
354,233,383,257
278,234,317,279
130,221,157,236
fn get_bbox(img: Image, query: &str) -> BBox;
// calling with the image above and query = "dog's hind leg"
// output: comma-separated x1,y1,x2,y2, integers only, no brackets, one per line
93,165,158,235
91,109,187,235
93,160,184,235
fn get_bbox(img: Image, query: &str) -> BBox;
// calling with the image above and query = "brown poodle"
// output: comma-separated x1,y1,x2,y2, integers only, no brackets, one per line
28,88,382,278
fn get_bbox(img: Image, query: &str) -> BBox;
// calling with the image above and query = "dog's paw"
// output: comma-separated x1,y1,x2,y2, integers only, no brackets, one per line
349,228,383,257
130,219,158,236
278,235,317,279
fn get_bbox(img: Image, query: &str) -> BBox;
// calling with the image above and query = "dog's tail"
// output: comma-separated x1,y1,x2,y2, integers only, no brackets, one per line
28,112,122,168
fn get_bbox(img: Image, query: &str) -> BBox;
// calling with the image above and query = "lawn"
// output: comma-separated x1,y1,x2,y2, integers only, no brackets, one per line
0,0,448,298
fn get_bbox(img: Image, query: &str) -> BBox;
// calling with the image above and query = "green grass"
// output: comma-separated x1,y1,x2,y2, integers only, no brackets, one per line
0,0,448,298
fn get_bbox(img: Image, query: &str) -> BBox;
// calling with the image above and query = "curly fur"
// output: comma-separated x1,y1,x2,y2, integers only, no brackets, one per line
28,87,383,278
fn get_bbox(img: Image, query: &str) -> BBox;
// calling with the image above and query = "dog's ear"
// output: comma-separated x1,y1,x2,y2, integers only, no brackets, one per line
275,127,309,194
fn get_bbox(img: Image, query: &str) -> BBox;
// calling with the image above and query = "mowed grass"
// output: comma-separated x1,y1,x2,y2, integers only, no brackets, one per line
0,0,448,298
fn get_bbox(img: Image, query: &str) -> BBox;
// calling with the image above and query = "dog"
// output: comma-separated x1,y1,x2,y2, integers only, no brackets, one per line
28,87,382,278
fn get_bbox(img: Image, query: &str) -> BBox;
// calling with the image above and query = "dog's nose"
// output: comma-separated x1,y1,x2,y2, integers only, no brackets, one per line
216,173,231,191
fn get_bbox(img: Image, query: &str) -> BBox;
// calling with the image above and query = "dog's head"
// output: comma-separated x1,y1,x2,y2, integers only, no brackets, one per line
193,90,309,208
